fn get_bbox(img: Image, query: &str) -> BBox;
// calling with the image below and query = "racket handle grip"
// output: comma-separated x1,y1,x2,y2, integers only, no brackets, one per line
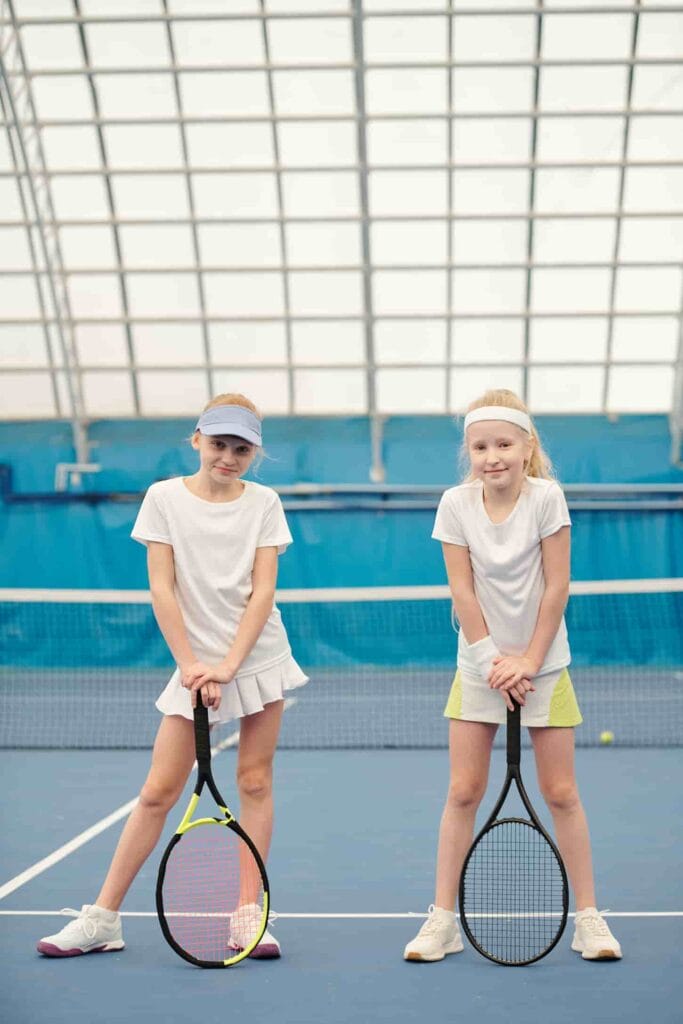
193,700,212,769
506,704,521,766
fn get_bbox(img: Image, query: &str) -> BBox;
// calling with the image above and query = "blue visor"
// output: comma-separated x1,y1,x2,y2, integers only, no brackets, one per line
195,406,262,446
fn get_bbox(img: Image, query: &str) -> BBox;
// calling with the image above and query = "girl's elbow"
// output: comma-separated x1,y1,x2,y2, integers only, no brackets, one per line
149,581,174,604
550,582,570,607
450,587,477,617
451,583,477,604
250,586,276,610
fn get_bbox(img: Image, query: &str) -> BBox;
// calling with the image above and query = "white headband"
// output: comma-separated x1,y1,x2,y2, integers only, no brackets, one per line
464,406,532,434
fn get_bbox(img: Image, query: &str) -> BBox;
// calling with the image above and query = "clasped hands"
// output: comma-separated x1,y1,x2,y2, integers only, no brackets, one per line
469,636,538,710
180,659,238,710
488,655,538,711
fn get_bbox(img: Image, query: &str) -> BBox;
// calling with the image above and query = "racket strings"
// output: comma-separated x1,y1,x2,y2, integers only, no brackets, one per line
161,823,265,964
461,819,566,964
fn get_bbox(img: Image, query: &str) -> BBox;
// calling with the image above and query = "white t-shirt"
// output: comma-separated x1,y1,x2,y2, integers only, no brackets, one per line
432,477,572,677
132,477,294,675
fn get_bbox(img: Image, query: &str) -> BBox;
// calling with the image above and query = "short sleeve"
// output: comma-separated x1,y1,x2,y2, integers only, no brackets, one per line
539,483,572,540
432,490,467,546
131,486,172,547
257,493,293,554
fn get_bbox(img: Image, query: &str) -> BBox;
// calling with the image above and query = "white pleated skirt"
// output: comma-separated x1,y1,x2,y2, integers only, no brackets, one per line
156,654,309,725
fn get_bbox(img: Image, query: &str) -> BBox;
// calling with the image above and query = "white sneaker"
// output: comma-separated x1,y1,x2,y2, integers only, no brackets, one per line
404,905,464,962
37,905,124,958
571,908,622,960
229,903,280,959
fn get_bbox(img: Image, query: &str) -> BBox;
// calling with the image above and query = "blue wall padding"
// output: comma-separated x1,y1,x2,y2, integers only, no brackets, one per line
0,415,681,588
383,414,683,485
1,503,681,589
2,414,681,492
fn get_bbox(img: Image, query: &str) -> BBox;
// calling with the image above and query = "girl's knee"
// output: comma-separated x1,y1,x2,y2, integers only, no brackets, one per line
541,781,580,813
237,765,272,802
446,779,486,811
138,780,183,814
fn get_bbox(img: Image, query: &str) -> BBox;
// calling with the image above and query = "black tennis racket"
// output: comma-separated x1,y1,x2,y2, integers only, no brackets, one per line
459,704,569,966
156,699,270,968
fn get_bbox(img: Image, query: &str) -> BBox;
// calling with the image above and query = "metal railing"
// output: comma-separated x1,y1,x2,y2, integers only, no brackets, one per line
0,0,681,477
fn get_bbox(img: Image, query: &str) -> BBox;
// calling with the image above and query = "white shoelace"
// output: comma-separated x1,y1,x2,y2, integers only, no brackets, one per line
418,905,443,936
231,906,278,937
254,909,279,939
577,909,612,936
57,908,97,941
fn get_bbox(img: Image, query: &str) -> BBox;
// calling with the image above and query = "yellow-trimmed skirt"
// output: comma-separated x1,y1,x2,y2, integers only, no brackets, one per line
444,667,582,728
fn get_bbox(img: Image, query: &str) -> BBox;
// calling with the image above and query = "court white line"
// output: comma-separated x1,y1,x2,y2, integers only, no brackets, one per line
0,725,244,902
0,799,140,902
1,911,682,918
272,912,683,919
0,698,301,903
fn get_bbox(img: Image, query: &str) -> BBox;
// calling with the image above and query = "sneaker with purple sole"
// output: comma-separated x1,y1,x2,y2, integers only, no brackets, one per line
229,903,281,959
37,905,124,958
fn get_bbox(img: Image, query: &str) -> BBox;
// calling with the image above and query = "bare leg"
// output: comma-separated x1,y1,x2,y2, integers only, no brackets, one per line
235,699,284,868
232,700,284,908
434,719,498,910
96,715,196,911
530,726,596,910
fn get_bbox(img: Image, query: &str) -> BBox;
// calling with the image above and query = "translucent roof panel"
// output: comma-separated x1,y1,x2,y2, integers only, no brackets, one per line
0,2,681,422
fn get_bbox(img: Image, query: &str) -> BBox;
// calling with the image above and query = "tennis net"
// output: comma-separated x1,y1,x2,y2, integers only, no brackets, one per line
1,580,681,749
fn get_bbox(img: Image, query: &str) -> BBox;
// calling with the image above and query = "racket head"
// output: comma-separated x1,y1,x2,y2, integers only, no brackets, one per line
459,816,568,966
156,817,269,968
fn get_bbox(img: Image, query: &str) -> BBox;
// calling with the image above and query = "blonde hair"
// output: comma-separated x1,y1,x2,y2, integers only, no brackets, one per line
461,388,555,481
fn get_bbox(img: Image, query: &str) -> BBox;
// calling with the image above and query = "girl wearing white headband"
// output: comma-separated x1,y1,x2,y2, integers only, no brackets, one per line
38,393,307,962
404,389,621,964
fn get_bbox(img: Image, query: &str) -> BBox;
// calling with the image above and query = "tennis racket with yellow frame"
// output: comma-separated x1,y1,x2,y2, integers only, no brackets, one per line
156,699,270,968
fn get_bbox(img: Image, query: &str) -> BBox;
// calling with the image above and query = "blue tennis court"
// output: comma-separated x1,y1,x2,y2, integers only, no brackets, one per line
2,0,683,1019
1,743,682,1024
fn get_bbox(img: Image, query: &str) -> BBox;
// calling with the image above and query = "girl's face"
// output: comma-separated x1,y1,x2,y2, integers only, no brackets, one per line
192,432,257,484
466,420,531,494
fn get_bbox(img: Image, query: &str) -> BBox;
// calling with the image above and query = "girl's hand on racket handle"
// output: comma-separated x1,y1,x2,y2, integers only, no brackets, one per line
489,656,536,709
188,659,238,688
181,662,236,712
192,681,222,711
489,655,538,690
497,677,534,711
180,661,214,690
191,665,235,709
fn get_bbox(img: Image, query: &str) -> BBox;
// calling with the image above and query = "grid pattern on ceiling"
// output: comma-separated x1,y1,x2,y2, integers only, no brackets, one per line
0,0,682,420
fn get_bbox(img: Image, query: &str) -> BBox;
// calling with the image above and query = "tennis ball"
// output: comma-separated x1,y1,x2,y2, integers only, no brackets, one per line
599,730,614,745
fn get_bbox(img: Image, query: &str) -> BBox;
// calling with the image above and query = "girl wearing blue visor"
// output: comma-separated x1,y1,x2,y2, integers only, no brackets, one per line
37,393,308,961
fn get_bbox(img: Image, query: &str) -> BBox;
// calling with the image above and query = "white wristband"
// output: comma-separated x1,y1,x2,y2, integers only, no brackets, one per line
468,635,501,681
